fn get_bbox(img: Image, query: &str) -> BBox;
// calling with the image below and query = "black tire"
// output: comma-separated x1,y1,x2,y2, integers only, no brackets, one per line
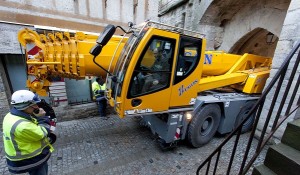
235,101,256,133
187,104,221,148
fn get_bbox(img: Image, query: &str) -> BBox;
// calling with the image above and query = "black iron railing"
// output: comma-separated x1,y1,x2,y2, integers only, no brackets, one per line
197,40,300,175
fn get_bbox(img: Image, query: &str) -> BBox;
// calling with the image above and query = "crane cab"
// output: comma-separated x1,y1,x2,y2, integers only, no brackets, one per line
101,23,206,118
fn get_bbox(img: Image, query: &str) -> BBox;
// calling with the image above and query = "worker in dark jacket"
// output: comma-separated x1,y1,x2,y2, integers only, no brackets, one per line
92,77,108,119
2,90,54,175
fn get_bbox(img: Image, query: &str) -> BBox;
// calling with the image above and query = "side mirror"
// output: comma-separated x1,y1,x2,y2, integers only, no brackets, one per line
96,24,116,46
89,44,102,57
89,24,116,57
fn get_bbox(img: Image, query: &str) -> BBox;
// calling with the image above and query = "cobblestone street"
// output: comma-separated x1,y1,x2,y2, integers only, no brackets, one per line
0,115,267,175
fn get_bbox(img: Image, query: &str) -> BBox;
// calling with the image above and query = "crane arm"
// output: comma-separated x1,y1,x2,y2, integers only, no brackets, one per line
18,28,127,96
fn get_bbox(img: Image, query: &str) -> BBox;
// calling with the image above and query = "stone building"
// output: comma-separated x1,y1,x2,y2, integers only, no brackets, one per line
0,0,299,139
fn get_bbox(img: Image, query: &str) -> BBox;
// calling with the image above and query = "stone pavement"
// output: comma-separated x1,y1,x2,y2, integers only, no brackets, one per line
0,115,268,175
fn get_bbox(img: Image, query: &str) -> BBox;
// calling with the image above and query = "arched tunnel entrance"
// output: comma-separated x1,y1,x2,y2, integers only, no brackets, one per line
193,0,290,58
230,28,278,58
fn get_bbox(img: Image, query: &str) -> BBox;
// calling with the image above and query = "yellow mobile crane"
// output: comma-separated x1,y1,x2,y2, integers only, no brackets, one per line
18,21,272,148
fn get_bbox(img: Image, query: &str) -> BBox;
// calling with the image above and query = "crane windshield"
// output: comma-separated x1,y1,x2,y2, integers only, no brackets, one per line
109,25,148,102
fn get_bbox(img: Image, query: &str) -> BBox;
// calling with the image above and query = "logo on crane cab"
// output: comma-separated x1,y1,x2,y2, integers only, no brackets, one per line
204,54,212,64
178,79,198,96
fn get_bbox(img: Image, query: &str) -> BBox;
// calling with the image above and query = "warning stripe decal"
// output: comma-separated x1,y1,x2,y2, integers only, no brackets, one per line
174,128,180,139
27,45,41,55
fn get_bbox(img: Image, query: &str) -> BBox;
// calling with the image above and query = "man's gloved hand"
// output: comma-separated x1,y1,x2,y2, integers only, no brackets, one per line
36,116,51,135
36,116,50,125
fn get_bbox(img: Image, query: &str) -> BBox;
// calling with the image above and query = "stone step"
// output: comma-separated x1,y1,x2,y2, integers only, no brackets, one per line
281,119,300,151
264,143,300,175
252,164,276,175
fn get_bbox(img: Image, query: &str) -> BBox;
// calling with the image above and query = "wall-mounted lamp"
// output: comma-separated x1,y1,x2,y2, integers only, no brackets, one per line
266,32,276,45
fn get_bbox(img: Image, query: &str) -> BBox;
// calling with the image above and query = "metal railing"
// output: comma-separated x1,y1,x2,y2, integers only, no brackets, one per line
197,40,300,175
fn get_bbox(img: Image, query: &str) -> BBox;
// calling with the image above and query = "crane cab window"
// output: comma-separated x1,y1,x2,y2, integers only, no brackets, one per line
174,36,202,84
129,37,175,98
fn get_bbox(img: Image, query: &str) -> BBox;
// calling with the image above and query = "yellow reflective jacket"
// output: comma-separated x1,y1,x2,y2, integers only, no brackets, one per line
92,81,106,98
2,109,54,173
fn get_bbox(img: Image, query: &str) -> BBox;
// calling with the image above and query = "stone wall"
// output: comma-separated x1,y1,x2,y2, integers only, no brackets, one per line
219,0,289,52
257,0,300,140
0,23,34,54
0,0,158,33
0,61,10,125
158,0,290,52
158,0,225,50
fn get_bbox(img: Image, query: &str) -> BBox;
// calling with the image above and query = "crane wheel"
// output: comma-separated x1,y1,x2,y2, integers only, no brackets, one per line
234,101,256,133
187,104,221,148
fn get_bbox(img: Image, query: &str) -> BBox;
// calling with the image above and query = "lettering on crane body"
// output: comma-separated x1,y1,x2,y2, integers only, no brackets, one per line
178,79,199,96
204,54,212,64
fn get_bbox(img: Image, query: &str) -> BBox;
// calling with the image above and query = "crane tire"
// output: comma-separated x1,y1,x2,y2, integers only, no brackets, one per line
235,101,256,133
187,104,221,148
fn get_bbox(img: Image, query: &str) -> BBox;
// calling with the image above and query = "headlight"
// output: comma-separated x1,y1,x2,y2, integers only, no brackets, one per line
185,112,193,121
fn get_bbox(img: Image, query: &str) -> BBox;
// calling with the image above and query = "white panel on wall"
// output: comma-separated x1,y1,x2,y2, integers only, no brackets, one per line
89,0,103,18
136,0,145,24
146,0,159,21
28,0,55,10
78,0,88,16
121,0,134,23
5,0,26,3
55,0,75,14
106,0,120,21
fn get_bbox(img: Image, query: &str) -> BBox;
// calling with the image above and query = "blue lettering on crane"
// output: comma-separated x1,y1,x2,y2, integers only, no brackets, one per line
178,79,199,96
204,54,212,64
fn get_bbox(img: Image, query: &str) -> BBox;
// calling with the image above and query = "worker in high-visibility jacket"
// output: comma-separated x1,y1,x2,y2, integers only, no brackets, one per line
92,77,107,119
2,90,54,175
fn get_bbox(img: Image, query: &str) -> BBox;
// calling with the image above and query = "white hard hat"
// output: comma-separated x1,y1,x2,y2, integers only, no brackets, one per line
11,90,41,110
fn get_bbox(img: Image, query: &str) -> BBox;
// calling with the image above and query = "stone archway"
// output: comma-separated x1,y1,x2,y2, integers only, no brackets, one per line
194,0,291,53
210,0,291,54
230,28,278,57
158,0,290,54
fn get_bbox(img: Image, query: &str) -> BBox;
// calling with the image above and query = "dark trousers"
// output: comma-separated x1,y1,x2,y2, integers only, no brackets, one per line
96,97,107,117
28,162,48,175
